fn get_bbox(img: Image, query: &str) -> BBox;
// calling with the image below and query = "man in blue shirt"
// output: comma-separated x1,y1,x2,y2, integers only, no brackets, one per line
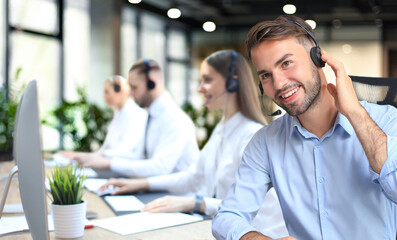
212,15,397,240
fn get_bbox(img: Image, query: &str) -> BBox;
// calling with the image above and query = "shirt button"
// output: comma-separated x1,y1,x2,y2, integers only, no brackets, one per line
318,177,324,183
321,211,327,217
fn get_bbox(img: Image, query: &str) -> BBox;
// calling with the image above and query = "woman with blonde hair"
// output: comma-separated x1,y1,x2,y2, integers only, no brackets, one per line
101,50,287,238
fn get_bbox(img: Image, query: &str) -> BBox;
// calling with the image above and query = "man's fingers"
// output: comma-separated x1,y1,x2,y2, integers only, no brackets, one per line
321,50,345,77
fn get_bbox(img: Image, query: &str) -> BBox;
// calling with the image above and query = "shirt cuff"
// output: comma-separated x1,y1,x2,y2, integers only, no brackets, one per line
203,197,221,216
378,136,397,198
147,176,168,191
233,226,262,240
109,157,130,176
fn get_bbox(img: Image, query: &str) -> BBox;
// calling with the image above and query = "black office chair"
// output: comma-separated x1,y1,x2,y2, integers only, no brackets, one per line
350,76,397,240
350,75,397,108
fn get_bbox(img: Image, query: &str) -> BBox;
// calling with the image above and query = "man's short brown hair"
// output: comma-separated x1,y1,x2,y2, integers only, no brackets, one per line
245,15,317,59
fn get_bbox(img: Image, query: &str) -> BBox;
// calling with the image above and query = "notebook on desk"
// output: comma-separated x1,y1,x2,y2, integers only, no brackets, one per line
101,191,169,216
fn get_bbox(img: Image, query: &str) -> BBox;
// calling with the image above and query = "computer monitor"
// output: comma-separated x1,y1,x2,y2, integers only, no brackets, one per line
0,80,49,239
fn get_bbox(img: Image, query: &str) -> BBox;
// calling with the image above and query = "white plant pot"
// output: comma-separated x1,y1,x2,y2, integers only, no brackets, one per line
50,201,87,239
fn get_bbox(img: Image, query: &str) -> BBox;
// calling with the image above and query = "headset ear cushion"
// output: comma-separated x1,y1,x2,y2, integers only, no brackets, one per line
226,77,239,92
147,80,155,90
310,47,326,67
114,84,121,92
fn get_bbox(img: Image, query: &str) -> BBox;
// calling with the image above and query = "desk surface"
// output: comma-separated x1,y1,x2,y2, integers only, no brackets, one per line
0,161,215,240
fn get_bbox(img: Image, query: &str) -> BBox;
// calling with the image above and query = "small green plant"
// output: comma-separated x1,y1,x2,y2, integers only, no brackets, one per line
43,86,112,151
48,165,87,205
0,67,24,154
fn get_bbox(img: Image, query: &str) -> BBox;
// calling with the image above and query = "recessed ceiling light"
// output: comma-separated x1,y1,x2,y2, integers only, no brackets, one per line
342,44,352,54
128,0,141,4
167,8,181,19
203,21,216,32
305,19,316,30
283,4,296,14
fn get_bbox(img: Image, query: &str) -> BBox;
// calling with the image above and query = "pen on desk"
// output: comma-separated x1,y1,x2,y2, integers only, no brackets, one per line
84,224,94,229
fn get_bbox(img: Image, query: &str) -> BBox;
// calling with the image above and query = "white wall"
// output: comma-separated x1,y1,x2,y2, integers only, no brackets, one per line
320,41,383,85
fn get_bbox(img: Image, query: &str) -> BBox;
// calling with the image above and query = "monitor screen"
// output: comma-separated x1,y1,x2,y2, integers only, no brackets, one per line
13,80,49,239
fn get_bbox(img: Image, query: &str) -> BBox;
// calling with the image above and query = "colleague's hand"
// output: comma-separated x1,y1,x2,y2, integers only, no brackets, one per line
60,151,84,160
321,50,361,117
75,152,110,169
99,178,149,195
142,196,195,213
241,231,297,240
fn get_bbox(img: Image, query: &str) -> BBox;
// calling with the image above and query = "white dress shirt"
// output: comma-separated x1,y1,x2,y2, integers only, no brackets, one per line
110,92,199,177
98,98,147,159
148,112,287,237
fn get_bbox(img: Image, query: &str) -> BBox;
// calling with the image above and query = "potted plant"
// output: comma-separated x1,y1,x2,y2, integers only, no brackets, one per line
47,165,87,238
0,68,23,161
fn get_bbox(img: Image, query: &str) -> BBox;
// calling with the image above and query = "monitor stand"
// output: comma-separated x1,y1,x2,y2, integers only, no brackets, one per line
0,165,18,219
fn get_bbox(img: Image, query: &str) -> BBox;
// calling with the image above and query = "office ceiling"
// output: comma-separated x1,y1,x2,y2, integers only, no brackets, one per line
134,0,397,29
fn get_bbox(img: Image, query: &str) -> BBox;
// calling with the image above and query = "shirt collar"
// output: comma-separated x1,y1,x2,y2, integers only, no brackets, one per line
216,112,246,136
148,91,172,117
289,111,354,139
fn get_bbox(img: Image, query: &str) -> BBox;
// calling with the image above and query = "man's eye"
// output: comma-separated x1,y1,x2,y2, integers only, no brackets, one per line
261,73,271,80
203,77,212,83
282,61,291,67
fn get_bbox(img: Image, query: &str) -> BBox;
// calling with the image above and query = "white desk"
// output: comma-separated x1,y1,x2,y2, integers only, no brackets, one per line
0,161,215,240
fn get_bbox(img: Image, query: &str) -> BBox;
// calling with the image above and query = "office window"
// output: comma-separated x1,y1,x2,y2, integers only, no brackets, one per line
10,0,58,35
9,32,60,112
121,6,137,76
64,0,90,101
141,12,165,67
167,29,189,105
168,62,187,105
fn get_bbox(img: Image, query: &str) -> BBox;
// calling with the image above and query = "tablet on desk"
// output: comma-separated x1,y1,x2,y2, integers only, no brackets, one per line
103,195,144,215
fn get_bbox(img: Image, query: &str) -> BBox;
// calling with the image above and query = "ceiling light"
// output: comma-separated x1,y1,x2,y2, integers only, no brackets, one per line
283,4,296,14
167,8,181,19
305,19,316,30
128,0,141,4
342,44,352,54
203,21,216,32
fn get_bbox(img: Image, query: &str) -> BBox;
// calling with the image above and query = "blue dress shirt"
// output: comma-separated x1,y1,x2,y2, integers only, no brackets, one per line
212,102,397,240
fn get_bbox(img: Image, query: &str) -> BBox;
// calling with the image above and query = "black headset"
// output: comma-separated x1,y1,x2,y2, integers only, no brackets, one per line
258,19,325,96
226,51,239,93
144,59,156,90
289,19,325,68
112,76,121,93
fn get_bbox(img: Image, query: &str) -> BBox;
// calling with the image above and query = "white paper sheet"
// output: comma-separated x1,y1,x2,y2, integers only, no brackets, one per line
104,195,145,212
2,203,24,213
90,212,202,235
0,215,54,236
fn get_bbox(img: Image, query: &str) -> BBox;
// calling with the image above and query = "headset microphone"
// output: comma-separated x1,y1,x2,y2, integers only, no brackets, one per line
204,91,227,106
268,109,282,116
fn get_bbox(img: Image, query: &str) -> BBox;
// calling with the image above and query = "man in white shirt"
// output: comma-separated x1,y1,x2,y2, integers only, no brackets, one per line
99,86,147,159
76,59,200,178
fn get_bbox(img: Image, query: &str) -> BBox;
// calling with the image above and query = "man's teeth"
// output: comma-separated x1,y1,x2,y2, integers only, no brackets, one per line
281,88,298,99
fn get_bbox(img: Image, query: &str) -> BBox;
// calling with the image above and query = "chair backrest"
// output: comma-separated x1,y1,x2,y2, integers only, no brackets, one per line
350,75,397,108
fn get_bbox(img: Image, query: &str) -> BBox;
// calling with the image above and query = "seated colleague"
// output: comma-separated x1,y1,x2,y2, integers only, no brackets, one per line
76,59,200,178
101,50,288,238
212,15,397,240
62,75,147,160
